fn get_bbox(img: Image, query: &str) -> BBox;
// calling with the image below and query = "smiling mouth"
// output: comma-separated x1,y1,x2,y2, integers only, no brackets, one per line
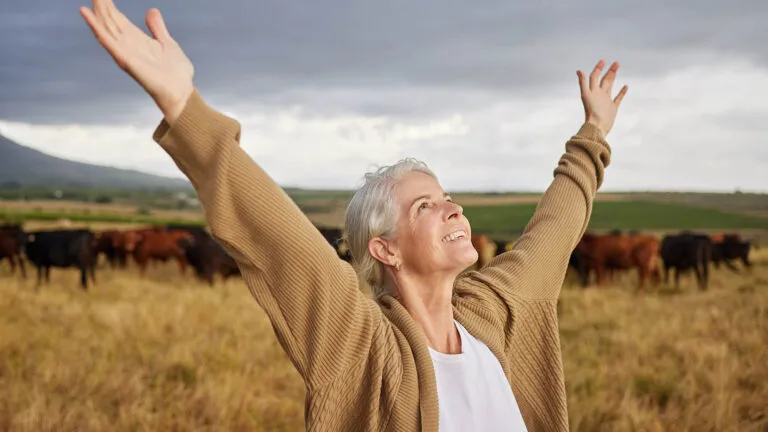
442,230,468,243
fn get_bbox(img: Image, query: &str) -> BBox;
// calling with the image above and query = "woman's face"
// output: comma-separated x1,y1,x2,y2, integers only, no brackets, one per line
385,171,478,276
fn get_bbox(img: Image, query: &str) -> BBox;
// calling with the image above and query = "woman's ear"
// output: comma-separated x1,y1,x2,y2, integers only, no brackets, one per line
369,236,399,267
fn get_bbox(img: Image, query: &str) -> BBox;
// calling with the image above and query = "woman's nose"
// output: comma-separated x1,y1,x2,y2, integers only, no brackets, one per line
444,201,463,220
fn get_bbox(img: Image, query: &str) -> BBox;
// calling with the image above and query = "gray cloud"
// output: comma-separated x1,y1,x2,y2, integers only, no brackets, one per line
1,0,766,124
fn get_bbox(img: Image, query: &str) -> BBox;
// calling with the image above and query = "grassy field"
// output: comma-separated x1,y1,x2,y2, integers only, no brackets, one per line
0,244,766,431
0,210,205,227
4,195,768,239
464,200,768,239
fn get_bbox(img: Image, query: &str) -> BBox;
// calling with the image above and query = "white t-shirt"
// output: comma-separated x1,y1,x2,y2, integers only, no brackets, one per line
428,320,528,432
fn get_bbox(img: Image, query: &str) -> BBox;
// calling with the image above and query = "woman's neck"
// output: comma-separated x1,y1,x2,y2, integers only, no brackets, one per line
396,273,461,354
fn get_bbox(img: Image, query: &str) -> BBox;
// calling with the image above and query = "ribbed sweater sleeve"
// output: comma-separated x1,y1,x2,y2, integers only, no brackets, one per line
457,122,610,302
152,90,382,391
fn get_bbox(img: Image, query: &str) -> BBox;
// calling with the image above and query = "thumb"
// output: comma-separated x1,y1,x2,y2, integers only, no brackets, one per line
145,8,171,42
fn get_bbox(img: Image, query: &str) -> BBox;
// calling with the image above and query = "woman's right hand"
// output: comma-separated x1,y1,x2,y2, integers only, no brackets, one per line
80,0,194,124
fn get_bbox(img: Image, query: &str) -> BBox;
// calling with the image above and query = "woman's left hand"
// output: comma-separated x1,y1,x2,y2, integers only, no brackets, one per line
577,60,628,137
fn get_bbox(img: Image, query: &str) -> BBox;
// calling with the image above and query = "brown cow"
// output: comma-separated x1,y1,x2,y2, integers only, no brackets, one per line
711,232,742,244
111,226,165,267
471,234,495,269
574,232,662,293
0,224,27,278
131,229,194,276
93,229,125,268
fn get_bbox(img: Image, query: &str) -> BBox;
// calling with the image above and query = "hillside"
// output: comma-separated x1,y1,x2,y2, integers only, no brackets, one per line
0,134,189,190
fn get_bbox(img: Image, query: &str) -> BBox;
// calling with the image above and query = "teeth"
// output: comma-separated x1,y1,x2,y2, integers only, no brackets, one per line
442,230,467,242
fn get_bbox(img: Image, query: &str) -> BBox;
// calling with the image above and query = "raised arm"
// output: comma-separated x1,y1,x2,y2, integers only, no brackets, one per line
80,1,382,391
457,60,627,302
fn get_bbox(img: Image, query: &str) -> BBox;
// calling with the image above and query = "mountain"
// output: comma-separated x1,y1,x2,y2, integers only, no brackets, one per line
0,134,190,190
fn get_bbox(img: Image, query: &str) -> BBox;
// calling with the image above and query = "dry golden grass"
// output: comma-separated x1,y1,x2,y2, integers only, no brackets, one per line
560,250,768,432
0,267,305,431
0,250,766,431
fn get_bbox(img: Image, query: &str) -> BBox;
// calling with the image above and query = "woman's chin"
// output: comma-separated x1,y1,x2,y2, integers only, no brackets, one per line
449,249,479,271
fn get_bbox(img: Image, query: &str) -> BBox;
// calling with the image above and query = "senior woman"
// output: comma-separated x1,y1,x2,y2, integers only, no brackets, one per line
81,2,627,430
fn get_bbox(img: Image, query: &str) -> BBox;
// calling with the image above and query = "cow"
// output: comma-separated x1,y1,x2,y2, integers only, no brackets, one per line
573,232,662,292
659,232,712,290
93,229,125,269
710,233,742,244
166,223,209,239
24,229,97,290
568,229,642,286
711,238,752,271
0,223,27,278
166,224,242,284
180,232,241,286
493,239,512,257
316,225,353,262
110,226,167,268
568,247,591,287
470,234,495,269
130,229,194,276
568,246,626,288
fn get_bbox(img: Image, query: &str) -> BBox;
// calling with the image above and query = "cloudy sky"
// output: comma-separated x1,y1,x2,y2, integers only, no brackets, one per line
1,0,766,192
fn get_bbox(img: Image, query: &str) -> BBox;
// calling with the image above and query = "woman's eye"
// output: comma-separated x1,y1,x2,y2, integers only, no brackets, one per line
418,202,428,211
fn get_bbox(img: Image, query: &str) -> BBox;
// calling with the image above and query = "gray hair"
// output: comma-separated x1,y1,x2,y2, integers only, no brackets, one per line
344,157,437,298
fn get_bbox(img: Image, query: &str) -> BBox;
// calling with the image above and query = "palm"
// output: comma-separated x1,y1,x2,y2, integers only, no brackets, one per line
80,0,194,122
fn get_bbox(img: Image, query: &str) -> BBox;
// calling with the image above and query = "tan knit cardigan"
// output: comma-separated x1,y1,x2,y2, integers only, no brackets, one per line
152,90,611,431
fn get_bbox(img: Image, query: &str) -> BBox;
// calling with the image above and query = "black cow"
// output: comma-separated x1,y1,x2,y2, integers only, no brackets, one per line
316,226,352,262
712,238,752,271
660,232,712,290
0,223,27,277
178,231,241,286
493,239,511,257
568,248,590,287
25,229,97,290
166,224,238,284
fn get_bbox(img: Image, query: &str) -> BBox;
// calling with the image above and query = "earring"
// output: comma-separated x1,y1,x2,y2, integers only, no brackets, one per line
395,262,401,271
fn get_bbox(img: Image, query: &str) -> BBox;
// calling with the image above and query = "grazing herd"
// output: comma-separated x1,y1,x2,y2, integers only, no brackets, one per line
472,229,755,293
0,222,355,290
0,221,757,294
0,223,246,289
564,230,754,292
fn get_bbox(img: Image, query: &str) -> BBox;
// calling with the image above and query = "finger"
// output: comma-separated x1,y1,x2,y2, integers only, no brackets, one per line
576,70,588,95
600,61,620,93
104,1,124,34
81,6,115,47
103,0,132,30
101,0,118,11
93,0,118,37
589,59,605,90
613,85,629,106
146,8,171,42
80,7,127,69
